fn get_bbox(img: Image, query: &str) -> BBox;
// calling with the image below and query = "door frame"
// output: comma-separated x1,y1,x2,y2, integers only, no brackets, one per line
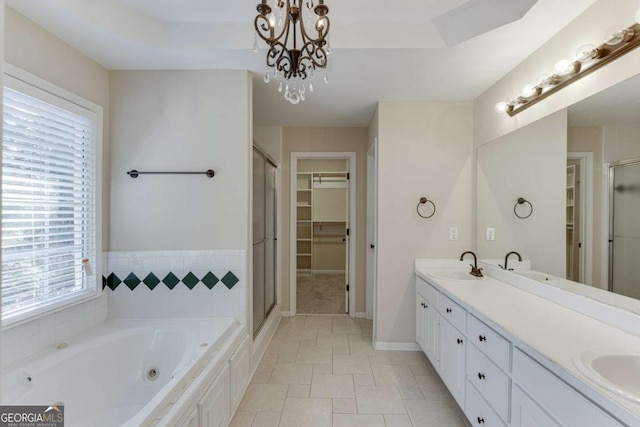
567,152,593,285
290,151,357,317
366,138,378,327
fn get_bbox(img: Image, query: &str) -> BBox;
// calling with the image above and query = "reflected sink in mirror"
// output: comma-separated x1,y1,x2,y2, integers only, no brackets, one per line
514,270,559,282
574,349,640,403
426,270,487,281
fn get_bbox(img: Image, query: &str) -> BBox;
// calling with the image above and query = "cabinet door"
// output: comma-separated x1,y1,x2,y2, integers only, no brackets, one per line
511,386,560,427
180,408,199,427
424,304,438,366
416,295,426,351
438,317,466,407
198,365,230,427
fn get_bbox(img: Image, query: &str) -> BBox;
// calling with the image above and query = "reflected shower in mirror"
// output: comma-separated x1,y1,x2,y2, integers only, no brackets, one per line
568,73,640,299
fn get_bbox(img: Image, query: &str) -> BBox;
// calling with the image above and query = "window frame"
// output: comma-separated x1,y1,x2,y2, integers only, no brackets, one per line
1,63,103,328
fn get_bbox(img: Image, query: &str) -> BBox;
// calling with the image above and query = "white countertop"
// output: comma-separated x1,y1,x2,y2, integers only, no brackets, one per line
415,259,640,426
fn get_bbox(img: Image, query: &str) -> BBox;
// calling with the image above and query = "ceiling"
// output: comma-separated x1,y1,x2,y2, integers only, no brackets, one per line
6,0,598,127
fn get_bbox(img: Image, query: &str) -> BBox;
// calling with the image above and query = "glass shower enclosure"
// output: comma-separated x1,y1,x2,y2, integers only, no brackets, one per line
253,147,277,336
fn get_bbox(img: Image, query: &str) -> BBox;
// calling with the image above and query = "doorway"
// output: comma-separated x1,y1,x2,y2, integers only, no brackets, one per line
290,152,356,316
567,152,593,285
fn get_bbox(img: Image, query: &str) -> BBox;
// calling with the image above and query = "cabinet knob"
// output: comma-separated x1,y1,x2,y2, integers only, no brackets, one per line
446,308,452,313
457,338,463,345
478,335,487,342
478,372,485,380
477,417,485,424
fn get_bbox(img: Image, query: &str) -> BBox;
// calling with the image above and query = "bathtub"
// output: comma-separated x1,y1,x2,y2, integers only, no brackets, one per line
1,318,241,427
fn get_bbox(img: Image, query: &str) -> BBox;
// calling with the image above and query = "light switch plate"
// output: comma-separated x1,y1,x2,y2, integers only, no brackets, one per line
449,227,459,241
486,227,495,241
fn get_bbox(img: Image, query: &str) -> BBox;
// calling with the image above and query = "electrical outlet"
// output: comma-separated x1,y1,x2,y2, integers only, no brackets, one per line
486,227,495,241
449,227,459,241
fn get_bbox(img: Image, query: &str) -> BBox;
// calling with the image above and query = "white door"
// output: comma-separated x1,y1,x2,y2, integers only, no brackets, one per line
366,138,378,321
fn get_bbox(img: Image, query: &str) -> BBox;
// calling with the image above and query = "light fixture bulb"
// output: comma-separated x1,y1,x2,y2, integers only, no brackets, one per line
494,102,509,114
576,44,598,62
268,13,276,29
636,8,640,25
555,59,576,76
604,26,630,46
521,84,538,98
316,16,327,31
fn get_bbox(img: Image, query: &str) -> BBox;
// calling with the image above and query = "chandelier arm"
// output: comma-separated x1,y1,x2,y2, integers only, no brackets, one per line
298,14,330,44
254,15,275,43
301,41,327,68
266,42,287,69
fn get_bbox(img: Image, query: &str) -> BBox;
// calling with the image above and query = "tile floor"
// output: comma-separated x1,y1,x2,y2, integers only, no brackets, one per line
231,315,468,427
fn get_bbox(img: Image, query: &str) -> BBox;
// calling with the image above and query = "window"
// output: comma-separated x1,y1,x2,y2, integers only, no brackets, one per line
2,68,102,324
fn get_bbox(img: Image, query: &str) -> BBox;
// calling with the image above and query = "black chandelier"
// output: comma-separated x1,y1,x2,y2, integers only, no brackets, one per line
254,0,330,104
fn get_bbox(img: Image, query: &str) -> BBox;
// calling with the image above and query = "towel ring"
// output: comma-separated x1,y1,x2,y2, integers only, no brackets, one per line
514,197,533,219
417,197,436,219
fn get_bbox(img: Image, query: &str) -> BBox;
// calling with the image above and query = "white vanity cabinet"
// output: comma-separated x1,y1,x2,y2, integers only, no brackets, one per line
438,315,466,407
198,365,231,427
415,273,629,427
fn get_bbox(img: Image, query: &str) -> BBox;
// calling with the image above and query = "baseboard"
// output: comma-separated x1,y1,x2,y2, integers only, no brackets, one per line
280,310,291,317
373,341,421,351
355,312,366,318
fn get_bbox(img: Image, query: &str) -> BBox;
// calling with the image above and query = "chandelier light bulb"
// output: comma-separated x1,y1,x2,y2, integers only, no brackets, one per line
316,16,328,31
267,13,276,29
494,102,509,114
554,59,576,76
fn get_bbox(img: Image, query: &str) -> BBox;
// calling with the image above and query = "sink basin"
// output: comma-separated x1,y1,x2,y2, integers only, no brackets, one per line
514,270,555,282
574,349,640,403
426,270,486,281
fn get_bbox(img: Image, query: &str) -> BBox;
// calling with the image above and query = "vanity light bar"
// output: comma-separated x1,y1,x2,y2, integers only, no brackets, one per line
496,15,640,117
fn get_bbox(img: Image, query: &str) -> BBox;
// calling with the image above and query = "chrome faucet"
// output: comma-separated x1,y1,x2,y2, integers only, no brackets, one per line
460,251,483,277
500,251,522,271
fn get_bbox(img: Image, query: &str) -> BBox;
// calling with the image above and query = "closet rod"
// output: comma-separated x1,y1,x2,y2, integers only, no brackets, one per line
127,169,215,178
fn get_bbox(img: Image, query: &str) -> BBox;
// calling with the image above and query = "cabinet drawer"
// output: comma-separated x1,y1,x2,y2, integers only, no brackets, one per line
467,314,511,372
467,343,510,422
439,293,466,332
416,276,439,304
465,380,507,427
513,349,623,427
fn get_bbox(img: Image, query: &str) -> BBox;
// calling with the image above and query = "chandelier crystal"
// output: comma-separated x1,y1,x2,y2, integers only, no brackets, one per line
254,0,330,104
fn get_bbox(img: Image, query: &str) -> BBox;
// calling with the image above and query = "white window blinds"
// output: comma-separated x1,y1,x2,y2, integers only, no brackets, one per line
2,77,98,321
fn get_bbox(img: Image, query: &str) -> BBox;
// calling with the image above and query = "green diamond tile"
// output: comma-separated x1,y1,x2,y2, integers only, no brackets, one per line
201,272,219,289
143,272,161,290
123,273,141,290
221,271,239,289
163,272,180,290
182,272,200,290
107,273,121,291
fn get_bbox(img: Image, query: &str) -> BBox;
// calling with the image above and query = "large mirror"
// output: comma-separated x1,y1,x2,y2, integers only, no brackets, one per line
476,73,640,315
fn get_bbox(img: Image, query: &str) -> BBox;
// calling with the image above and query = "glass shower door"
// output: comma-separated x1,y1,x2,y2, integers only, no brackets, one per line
253,147,277,336
610,161,640,299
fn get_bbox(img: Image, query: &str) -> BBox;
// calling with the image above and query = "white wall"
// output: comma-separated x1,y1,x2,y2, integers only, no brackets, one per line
376,101,474,344
477,111,568,276
603,125,640,163
110,70,251,251
474,0,640,147
254,126,283,164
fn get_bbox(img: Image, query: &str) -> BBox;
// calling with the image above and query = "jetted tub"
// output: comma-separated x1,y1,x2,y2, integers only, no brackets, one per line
1,318,239,427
